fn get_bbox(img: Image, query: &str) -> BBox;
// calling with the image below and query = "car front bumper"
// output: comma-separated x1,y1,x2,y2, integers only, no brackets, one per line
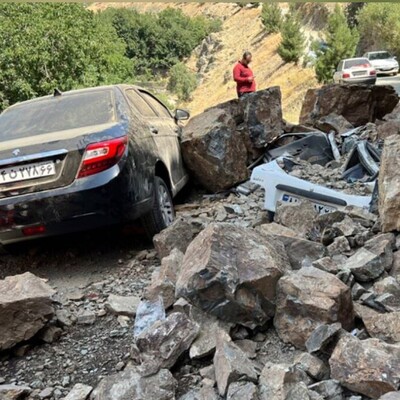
376,67,398,75
0,165,151,244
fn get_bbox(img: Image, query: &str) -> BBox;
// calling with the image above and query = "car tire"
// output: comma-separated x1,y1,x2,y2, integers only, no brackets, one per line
141,176,175,238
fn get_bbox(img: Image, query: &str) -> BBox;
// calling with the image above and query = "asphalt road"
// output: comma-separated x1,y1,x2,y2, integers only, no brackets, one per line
377,75,400,94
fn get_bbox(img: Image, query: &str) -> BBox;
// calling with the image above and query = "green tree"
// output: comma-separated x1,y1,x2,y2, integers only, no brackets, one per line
315,5,359,83
277,13,305,64
345,2,365,28
0,3,131,111
99,8,221,76
261,3,282,34
167,63,197,102
358,3,400,59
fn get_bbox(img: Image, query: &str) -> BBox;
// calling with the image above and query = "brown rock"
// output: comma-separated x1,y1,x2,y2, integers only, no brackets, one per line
105,294,141,317
176,223,290,329
0,272,55,351
379,135,400,232
145,249,184,308
64,384,93,400
314,112,354,134
227,381,259,400
0,384,32,399
300,84,399,127
91,367,176,400
274,267,353,349
274,200,318,238
135,312,199,373
213,335,258,396
294,353,330,380
256,222,300,238
330,334,400,398
153,217,194,259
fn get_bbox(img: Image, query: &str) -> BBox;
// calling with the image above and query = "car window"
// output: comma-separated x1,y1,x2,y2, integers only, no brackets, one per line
0,90,115,140
139,91,171,119
125,89,157,118
344,59,371,69
369,52,392,60
337,61,343,71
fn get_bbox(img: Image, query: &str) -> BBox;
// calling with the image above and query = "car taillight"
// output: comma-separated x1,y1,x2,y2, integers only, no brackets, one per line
342,73,350,79
370,70,377,76
22,225,46,236
77,136,128,179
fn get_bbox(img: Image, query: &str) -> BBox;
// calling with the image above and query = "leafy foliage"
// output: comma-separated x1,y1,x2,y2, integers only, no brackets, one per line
167,63,197,102
261,3,282,34
357,3,400,59
99,7,221,76
0,3,131,111
345,2,365,28
277,13,305,64
314,5,359,83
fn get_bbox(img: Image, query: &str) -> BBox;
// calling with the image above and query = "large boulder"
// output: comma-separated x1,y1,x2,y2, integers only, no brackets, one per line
329,334,400,398
91,367,176,400
181,87,284,192
274,267,354,349
379,135,400,232
240,87,284,148
300,84,399,127
181,106,249,192
0,272,55,350
176,223,290,329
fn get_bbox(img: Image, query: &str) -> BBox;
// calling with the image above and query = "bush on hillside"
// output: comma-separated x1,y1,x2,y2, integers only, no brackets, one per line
0,3,131,111
167,63,197,102
277,13,305,64
315,5,359,83
99,7,221,76
261,3,282,34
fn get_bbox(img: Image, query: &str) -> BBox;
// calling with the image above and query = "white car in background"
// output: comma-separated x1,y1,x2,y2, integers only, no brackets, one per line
363,51,399,76
333,58,377,85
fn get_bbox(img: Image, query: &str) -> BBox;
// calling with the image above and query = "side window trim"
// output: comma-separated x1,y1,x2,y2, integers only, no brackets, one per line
124,88,158,119
138,90,172,119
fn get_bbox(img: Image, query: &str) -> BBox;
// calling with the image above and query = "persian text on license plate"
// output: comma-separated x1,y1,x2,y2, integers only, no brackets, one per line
281,193,336,215
0,161,56,184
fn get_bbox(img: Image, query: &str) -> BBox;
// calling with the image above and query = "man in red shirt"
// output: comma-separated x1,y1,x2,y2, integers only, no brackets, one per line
233,51,256,98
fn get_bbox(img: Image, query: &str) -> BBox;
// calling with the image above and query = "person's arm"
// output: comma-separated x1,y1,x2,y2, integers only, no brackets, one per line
233,65,250,83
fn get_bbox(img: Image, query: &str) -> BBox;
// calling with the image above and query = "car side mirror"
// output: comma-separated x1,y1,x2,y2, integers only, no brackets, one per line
174,109,190,121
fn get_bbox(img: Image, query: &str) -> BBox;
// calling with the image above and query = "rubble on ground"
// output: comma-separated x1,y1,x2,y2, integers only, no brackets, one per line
3,83,400,400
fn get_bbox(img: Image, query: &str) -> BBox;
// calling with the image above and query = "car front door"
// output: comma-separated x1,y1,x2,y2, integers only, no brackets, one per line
137,90,187,195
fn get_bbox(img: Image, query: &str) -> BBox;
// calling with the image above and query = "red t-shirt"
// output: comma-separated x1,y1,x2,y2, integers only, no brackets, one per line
233,61,256,94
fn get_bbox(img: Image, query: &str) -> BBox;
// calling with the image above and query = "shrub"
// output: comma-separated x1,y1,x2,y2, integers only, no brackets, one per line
277,13,305,64
261,3,282,34
167,63,197,102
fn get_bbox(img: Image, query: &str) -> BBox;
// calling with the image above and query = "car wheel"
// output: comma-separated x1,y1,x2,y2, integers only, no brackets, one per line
141,176,175,238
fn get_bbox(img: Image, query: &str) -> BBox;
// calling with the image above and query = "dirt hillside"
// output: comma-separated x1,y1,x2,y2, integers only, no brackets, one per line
90,2,327,122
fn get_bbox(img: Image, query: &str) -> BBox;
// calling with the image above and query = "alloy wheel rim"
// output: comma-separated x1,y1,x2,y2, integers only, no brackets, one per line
158,185,174,226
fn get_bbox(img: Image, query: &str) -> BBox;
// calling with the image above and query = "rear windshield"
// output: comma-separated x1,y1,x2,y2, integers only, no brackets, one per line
369,52,392,60
0,90,116,140
344,59,371,69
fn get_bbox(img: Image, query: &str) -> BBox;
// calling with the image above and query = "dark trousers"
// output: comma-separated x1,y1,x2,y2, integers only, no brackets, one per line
238,91,252,99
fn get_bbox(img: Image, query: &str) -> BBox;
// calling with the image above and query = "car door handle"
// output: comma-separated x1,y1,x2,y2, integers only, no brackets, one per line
150,127,158,134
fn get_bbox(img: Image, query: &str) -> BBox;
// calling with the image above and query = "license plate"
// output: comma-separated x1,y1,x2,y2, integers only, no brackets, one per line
0,161,56,184
281,193,336,215
353,71,367,76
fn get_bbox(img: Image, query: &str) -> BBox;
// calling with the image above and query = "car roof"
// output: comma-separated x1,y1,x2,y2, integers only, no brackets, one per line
367,51,390,54
342,57,369,62
4,84,148,111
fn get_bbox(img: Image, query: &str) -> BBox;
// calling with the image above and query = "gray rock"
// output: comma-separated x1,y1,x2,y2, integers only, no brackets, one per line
76,311,96,325
176,223,290,329
91,367,176,400
105,294,141,317
312,257,338,274
214,334,258,396
307,380,342,400
274,267,353,349
305,323,342,355
379,393,400,400
39,387,53,399
64,383,92,400
330,334,400,398
294,353,329,380
344,248,386,282
153,217,194,259
227,381,259,400
0,272,55,350
135,312,199,373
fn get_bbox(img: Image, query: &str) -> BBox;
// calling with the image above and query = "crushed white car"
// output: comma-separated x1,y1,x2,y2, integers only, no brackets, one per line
250,159,372,216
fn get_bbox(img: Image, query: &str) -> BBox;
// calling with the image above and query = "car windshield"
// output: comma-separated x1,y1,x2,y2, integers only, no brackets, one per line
0,90,116,140
369,52,392,60
344,59,370,69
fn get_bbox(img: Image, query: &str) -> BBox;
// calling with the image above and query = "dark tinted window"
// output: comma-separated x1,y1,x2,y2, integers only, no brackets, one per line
125,90,157,118
0,90,116,140
369,52,392,60
139,91,171,118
